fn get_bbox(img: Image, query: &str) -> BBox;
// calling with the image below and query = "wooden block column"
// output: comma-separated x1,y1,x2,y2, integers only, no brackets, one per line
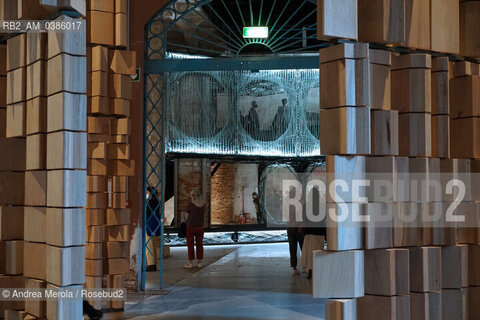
23,31,48,320
450,61,480,159
316,37,369,318
0,39,26,319
86,0,134,313
431,57,450,159
45,14,87,320
392,53,432,158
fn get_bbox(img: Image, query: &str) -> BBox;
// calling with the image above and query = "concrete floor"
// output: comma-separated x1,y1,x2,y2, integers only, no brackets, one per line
124,243,326,320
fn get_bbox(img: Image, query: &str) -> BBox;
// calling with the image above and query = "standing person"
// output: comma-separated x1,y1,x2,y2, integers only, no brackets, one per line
252,192,265,225
146,186,160,272
246,101,260,139
183,189,206,268
287,227,304,276
273,98,289,139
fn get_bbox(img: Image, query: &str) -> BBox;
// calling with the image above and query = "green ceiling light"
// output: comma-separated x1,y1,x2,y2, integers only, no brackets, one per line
243,27,269,39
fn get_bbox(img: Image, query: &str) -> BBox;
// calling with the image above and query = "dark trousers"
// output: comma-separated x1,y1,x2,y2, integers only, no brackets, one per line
186,227,204,260
287,227,304,268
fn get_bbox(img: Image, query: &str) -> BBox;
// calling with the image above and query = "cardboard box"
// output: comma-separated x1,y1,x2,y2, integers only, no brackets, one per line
24,170,47,206
320,47,370,108
23,242,46,280
24,206,45,243
87,192,108,209
25,278,46,318
313,250,364,298
26,32,47,65
105,241,129,258
460,1,480,58
398,112,432,157
26,133,46,170
85,243,102,259
0,138,26,171
88,0,114,12
45,284,83,320
6,34,26,72
317,0,358,40
87,10,114,46
111,118,130,135
26,60,46,100
47,53,87,96
409,246,441,292
87,142,106,159
46,245,85,286
358,0,405,44
46,208,86,247
87,116,110,134
410,292,441,320
6,103,25,138
87,225,104,243
5,240,23,275
26,96,47,135
86,258,102,276
109,49,136,75
87,46,108,73
46,131,87,169
431,114,450,158
450,75,480,118
46,170,87,208
0,206,24,240
320,106,371,155
115,0,127,14
111,192,126,209
112,176,127,192
87,175,107,192
88,71,108,97
430,0,459,54
104,258,129,275
0,172,25,205
107,159,135,176
109,73,132,100
47,92,87,132
87,96,109,114
110,98,130,117
47,15,86,58
87,159,107,176
107,143,130,160
450,117,480,159
106,225,129,242
357,295,410,320
371,109,399,156
402,0,430,50
86,209,105,226
115,12,127,47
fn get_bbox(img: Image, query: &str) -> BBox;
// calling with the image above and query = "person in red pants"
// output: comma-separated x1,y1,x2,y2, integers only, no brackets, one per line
183,189,206,268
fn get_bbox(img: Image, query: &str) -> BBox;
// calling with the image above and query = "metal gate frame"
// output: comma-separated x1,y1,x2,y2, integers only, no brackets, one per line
142,0,324,291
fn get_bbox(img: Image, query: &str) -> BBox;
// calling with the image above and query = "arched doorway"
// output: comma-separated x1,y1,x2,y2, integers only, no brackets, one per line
143,0,327,290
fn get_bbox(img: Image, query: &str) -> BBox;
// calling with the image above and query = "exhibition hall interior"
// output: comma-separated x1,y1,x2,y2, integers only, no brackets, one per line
1,0,480,319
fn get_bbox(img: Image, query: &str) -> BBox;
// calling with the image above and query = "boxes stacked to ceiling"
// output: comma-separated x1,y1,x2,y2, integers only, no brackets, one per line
0,38,26,319
23,30,48,320
86,0,134,313
316,1,367,316
316,0,480,319
1,2,87,319
45,13,87,320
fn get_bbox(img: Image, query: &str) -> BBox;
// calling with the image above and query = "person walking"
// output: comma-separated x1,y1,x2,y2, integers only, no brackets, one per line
183,189,206,268
287,227,305,275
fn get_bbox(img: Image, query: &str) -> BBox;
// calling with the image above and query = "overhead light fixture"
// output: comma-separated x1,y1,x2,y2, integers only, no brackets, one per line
243,27,269,39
